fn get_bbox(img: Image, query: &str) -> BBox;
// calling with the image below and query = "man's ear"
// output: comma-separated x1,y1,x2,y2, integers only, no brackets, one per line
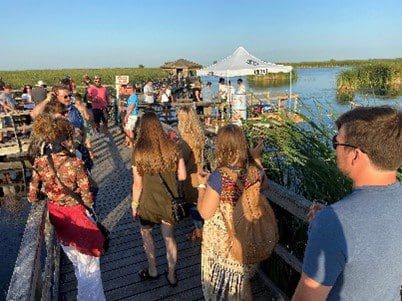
351,148,364,166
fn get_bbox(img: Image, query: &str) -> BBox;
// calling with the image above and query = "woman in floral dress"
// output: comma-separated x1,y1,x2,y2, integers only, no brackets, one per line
198,124,267,301
28,114,105,301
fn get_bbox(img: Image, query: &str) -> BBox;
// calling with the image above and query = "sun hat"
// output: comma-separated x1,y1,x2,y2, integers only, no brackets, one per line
36,80,46,87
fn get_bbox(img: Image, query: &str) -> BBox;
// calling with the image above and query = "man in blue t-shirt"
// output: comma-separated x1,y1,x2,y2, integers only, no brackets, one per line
293,106,402,301
124,84,139,148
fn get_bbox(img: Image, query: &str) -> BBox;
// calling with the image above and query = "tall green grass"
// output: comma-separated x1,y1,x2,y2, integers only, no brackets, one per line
337,62,402,100
0,68,168,88
281,58,402,69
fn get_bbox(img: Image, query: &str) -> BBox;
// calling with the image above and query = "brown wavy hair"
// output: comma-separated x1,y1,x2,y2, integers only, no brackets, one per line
53,118,74,143
134,111,180,176
214,124,249,168
29,114,75,162
31,113,57,142
177,106,205,164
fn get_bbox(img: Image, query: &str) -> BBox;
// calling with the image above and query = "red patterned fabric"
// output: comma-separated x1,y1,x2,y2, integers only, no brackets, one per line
219,171,256,204
48,201,104,257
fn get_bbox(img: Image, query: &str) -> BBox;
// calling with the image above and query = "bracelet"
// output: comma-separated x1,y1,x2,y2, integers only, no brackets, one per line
197,184,207,189
131,200,139,208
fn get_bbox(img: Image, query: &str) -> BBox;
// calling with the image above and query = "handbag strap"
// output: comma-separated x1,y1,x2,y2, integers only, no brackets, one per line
47,154,96,217
158,173,175,199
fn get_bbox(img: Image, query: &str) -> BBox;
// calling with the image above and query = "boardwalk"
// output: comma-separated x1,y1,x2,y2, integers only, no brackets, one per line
57,126,275,301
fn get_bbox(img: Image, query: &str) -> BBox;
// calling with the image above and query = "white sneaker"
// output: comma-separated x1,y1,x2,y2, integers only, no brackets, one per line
103,136,110,142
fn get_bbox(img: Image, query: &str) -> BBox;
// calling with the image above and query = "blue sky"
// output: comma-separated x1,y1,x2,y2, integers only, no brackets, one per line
1,0,401,70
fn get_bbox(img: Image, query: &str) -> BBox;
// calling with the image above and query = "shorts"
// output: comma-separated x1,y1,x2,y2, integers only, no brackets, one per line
120,111,127,124
125,115,138,131
93,108,108,125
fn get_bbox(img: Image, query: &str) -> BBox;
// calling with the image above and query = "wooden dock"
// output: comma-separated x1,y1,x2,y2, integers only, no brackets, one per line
56,126,275,301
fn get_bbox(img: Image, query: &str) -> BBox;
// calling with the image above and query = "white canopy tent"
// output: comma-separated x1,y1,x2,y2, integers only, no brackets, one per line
197,46,293,77
197,47,294,115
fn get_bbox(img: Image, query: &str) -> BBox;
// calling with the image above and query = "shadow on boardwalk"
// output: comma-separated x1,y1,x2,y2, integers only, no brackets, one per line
58,126,274,301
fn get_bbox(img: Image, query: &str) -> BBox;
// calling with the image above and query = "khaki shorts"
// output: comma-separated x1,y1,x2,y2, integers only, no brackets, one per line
125,115,138,131
204,107,213,116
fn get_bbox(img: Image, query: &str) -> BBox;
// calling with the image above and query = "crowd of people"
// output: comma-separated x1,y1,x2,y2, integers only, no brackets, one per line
1,73,401,300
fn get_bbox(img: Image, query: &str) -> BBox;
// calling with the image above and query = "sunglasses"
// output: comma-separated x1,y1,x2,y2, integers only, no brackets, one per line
332,135,366,153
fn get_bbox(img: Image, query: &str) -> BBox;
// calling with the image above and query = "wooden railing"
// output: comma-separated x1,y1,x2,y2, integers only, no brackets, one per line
6,201,60,301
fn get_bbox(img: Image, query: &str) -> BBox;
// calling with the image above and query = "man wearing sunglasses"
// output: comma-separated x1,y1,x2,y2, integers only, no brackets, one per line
31,85,91,122
293,106,402,301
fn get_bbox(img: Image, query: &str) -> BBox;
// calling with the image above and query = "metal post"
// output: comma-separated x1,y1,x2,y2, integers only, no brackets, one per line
289,70,292,104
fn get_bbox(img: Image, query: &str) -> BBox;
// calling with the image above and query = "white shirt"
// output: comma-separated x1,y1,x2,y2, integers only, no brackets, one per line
227,85,235,103
236,84,246,95
161,89,171,103
218,83,227,101
143,85,154,104
22,93,32,102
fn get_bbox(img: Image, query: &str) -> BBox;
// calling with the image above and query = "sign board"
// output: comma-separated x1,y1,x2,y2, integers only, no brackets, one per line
115,75,129,85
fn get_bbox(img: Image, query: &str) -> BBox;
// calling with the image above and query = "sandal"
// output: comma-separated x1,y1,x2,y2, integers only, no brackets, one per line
138,269,159,281
165,270,178,287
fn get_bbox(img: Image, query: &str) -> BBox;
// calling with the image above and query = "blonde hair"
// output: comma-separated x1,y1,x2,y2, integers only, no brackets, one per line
134,112,180,176
177,106,205,164
214,124,248,168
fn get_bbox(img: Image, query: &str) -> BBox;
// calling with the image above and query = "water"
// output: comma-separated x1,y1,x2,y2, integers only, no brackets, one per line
202,67,402,126
1,67,401,298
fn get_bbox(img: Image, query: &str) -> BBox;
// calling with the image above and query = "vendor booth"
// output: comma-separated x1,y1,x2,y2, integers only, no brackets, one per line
197,47,293,124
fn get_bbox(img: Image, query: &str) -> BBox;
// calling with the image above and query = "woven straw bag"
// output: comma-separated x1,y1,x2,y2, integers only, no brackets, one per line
221,167,279,264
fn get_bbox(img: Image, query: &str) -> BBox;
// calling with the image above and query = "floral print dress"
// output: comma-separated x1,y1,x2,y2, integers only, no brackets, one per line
201,167,260,301
28,154,104,257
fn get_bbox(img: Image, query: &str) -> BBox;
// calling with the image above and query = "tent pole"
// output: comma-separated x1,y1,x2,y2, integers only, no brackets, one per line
289,70,292,110
226,70,231,120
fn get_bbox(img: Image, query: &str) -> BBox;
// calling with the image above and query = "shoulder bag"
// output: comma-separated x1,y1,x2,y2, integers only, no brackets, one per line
158,173,188,223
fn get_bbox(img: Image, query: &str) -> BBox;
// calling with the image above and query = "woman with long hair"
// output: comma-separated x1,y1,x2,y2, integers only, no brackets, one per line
197,124,267,301
131,111,186,286
28,114,105,301
177,106,206,241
